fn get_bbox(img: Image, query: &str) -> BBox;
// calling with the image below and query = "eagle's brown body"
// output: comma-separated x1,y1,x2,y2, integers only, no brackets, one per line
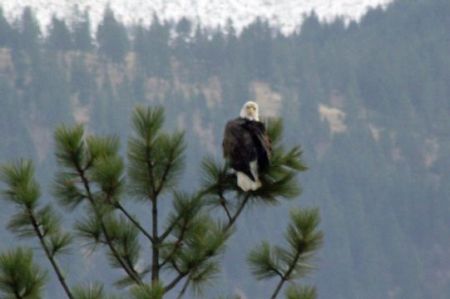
223,117,271,190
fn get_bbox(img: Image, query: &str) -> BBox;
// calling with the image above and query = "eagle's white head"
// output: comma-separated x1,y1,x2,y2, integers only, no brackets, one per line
240,101,259,121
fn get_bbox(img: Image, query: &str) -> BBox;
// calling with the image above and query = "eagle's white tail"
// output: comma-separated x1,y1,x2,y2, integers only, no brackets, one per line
236,161,261,191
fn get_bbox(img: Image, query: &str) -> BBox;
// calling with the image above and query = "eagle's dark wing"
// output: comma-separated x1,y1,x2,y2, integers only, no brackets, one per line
223,118,257,181
244,120,272,171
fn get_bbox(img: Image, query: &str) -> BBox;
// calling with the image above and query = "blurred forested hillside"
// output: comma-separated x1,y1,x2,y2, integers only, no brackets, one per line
0,0,450,298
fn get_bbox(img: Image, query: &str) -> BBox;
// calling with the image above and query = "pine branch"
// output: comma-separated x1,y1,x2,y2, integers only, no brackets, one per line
224,193,251,231
163,242,210,294
160,190,249,295
267,262,284,279
128,107,186,286
160,191,203,243
13,288,23,299
27,207,74,299
153,133,184,198
154,155,173,198
163,217,231,295
151,143,185,282
116,202,154,243
164,270,189,293
219,193,232,223
159,218,189,269
145,144,157,199
0,248,46,299
71,283,110,299
270,249,302,299
248,208,322,299
163,250,221,295
151,196,160,283
0,161,71,298
74,160,143,285
72,129,145,286
131,283,164,299
141,127,159,283
176,278,190,299
171,260,182,274
149,133,185,282
159,213,183,242
285,285,317,299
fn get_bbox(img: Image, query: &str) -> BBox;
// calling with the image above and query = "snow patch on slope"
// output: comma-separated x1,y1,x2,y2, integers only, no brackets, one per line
2,0,393,34
319,104,347,134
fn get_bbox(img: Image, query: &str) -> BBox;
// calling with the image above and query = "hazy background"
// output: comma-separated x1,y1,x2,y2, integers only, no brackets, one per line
0,0,449,298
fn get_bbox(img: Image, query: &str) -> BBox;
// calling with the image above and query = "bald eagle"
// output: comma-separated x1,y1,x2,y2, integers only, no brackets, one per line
223,101,272,191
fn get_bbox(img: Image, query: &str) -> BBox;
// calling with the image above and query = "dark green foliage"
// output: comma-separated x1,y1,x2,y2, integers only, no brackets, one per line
128,106,185,199
17,7,41,53
0,160,40,208
247,241,281,280
54,125,85,169
53,126,123,208
0,8,14,47
196,118,315,298
239,18,274,80
133,17,171,77
285,285,316,299
71,283,114,299
1,102,315,298
125,106,231,293
248,208,322,298
75,209,103,246
96,7,129,63
164,215,230,291
48,229,73,257
201,118,307,207
175,18,192,37
86,135,121,163
52,121,147,287
285,209,323,257
103,216,142,282
91,154,124,196
130,284,164,299
0,248,46,299
53,171,85,209
0,161,74,298
72,10,93,51
1,0,447,297
47,16,73,51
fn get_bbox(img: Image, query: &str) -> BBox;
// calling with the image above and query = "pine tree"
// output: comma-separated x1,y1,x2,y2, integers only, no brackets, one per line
0,8,14,47
17,7,41,54
46,16,73,51
0,106,322,298
96,7,129,63
72,10,93,52
134,14,171,78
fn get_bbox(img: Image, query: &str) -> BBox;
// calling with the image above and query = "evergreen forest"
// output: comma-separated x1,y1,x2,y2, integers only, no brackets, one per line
0,0,450,297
